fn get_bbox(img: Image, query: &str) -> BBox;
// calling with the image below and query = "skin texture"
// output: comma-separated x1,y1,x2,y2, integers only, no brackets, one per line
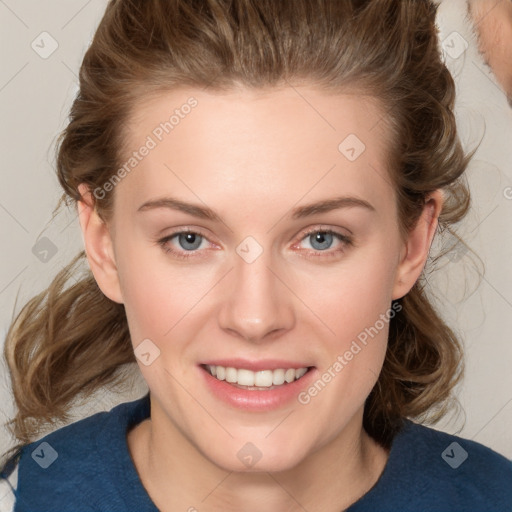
469,0,512,106
77,86,442,512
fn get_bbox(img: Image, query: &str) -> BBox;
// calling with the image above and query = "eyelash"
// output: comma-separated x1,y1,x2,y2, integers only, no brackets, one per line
157,226,353,261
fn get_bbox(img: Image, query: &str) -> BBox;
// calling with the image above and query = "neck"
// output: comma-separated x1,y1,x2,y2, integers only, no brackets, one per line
128,404,389,512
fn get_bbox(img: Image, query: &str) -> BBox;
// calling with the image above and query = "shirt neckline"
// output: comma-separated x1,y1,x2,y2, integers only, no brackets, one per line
99,391,158,510
104,392,411,511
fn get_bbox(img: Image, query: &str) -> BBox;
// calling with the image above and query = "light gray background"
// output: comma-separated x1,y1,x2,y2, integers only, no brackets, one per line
0,0,511,464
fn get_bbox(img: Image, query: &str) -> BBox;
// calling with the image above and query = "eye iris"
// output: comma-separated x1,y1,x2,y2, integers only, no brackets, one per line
178,233,202,250
310,232,333,250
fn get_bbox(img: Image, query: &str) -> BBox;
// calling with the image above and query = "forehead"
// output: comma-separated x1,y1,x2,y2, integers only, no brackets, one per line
116,86,396,215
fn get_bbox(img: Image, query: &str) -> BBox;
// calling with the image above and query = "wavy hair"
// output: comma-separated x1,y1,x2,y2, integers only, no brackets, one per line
2,0,473,468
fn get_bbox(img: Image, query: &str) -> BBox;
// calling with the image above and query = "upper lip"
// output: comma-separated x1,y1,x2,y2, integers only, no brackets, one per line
200,359,314,372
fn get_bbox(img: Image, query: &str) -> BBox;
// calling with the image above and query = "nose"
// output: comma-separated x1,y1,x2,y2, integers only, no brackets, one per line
217,247,295,343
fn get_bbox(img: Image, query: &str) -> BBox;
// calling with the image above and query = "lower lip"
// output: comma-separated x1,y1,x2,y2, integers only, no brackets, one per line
199,365,317,411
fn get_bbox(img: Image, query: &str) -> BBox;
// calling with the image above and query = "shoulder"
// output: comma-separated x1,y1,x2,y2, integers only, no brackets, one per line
350,419,512,512
392,420,512,509
11,393,151,511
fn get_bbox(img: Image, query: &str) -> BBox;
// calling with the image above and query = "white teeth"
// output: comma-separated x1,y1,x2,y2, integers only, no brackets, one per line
272,369,285,385
254,370,273,387
225,367,237,383
295,367,308,379
237,369,255,386
205,365,309,388
284,369,295,383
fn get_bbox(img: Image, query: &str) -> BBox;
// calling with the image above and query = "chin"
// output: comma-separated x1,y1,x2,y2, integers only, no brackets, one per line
203,440,309,474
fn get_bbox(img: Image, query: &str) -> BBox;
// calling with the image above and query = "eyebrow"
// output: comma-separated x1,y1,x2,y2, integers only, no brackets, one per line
291,196,375,218
137,195,376,221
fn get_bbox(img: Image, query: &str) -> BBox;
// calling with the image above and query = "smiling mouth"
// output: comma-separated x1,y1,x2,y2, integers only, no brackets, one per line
201,364,314,390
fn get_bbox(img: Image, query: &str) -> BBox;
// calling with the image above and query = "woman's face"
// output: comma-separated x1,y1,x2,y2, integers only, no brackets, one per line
81,85,436,472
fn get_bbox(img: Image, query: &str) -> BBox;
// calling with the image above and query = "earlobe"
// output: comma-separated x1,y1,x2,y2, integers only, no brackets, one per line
392,189,443,300
77,183,124,304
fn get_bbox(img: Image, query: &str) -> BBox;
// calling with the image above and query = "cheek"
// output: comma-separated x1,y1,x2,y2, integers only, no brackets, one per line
300,293,392,435
121,264,214,341
115,238,208,345
299,243,398,405
304,247,398,345
118,257,215,393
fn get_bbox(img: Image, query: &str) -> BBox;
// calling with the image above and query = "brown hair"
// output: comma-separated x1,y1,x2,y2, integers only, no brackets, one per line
1,0,473,468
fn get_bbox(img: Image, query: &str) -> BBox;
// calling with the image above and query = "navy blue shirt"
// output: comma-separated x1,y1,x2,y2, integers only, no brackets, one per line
5,393,512,511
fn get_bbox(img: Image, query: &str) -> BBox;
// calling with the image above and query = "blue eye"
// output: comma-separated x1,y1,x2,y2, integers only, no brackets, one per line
157,227,353,261
308,231,334,251
176,232,203,251
297,228,352,258
158,229,209,260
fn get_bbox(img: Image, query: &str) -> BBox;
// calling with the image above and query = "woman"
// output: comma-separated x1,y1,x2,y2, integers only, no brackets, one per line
1,0,511,510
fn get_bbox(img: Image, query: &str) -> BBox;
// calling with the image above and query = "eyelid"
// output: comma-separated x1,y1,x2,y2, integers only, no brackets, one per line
158,226,216,244
294,224,352,242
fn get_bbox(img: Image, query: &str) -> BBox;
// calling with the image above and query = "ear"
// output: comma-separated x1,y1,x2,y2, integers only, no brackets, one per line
392,189,443,300
77,183,124,304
